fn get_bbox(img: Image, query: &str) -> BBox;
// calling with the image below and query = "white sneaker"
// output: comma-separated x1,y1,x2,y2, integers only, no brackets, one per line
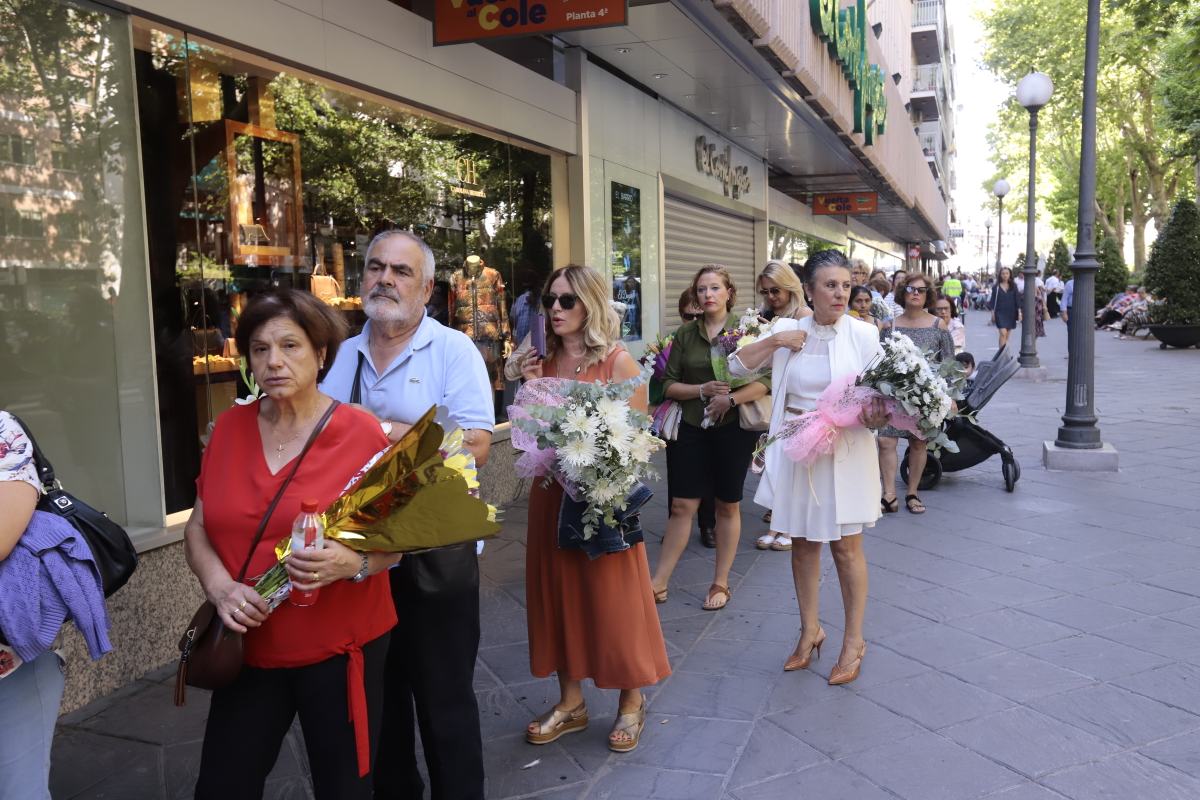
756,533,776,550
770,534,793,551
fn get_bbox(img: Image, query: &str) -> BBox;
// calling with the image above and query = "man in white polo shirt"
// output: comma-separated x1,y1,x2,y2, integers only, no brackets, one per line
321,230,493,800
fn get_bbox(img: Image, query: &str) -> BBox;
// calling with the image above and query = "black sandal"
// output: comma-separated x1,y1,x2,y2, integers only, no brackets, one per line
881,495,899,514
905,494,926,514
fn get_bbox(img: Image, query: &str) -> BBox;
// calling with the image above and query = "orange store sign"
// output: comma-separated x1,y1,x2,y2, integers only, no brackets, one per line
433,0,629,46
812,193,879,215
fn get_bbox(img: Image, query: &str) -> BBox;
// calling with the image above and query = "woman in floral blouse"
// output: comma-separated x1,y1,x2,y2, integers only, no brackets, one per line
0,409,64,800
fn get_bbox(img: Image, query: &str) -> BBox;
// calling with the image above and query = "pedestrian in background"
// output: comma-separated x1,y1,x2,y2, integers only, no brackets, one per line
877,274,953,516
933,294,966,353
989,267,1021,351
728,250,887,686
651,266,770,611
517,264,670,755
849,285,885,331
321,231,495,800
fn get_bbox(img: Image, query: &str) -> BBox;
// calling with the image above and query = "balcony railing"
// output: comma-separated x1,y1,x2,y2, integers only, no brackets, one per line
918,121,945,175
912,64,941,95
913,0,944,29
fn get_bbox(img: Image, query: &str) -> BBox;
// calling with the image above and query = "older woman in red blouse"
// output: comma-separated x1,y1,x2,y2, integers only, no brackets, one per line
184,289,401,799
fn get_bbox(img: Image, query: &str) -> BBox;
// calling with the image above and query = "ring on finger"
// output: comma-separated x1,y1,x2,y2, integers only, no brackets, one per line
238,599,248,611
311,571,319,582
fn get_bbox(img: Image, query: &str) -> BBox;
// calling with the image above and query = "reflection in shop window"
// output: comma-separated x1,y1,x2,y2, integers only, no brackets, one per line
611,182,641,341
769,222,842,266
0,0,149,523
134,27,555,512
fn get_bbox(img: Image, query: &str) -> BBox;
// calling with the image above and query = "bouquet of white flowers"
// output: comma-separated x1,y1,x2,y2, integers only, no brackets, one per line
509,371,663,540
760,332,966,466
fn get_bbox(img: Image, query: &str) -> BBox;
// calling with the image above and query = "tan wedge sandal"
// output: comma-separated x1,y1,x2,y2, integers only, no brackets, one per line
526,702,588,745
608,702,647,753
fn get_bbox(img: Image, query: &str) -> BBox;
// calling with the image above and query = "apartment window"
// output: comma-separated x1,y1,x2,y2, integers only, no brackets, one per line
0,133,36,165
55,211,89,241
51,141,75,171
0,207,44,238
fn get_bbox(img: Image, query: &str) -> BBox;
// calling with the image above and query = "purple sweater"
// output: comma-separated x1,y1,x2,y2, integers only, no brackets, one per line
0,510,112,662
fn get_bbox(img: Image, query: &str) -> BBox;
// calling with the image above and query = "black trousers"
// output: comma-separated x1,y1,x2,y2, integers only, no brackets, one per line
373,544,483,800
195,633,390,800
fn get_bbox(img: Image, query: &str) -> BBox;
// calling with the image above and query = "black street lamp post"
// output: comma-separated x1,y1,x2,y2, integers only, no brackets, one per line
1017,71,1054,371
993,179,1010,274
1055,0,1104,450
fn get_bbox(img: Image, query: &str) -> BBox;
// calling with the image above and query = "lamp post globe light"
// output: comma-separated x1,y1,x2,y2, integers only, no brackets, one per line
1017,71,1053,372
993,179,1010,275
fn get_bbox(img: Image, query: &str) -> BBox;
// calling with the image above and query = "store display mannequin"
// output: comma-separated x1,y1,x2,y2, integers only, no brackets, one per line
450,255,509,388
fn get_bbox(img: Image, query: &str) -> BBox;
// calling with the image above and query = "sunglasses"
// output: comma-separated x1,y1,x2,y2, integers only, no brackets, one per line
681,311,701,321
541,292,578,311
758,287,784,298
905,286,929,295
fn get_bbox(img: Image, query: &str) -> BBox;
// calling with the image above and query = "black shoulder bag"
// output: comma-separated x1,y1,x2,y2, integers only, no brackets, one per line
9,414,138,598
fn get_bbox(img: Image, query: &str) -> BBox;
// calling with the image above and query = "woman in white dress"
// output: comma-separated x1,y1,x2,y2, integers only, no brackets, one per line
730,251,888,686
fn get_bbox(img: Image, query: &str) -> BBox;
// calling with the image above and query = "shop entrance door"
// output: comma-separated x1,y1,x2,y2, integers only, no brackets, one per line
663,195,755,331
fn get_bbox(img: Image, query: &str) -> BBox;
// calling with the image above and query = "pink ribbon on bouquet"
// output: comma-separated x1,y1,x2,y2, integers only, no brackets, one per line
507,378,570,479
779,374,922,465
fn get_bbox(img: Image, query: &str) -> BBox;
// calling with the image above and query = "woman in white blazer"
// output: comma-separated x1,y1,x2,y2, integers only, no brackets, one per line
730,251,888,686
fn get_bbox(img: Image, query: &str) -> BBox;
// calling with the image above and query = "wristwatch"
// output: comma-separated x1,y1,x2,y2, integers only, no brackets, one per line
350,552,370,583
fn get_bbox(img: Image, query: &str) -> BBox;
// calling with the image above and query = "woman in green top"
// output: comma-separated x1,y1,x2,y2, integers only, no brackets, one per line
650,265,769,611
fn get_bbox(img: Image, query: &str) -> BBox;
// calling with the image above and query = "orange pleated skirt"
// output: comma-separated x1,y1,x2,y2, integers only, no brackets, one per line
525,479,672,689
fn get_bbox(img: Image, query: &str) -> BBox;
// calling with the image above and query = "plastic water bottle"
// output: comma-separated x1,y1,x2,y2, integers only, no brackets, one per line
289,500,324,607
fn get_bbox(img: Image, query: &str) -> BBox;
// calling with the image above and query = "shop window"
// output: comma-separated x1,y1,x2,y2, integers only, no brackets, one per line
769,222,842,265
133,26,556,512
610,181,642,341
0,133,36,165
0,0,156,528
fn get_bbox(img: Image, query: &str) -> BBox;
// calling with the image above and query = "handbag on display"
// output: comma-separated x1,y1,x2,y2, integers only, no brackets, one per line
310,262,342,304
9,415,138,598
174,401,338,706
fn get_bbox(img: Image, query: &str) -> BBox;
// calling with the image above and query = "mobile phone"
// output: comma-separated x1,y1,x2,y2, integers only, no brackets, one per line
530,312,547,357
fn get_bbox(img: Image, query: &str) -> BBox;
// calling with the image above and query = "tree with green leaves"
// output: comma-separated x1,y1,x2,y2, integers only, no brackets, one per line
1048,238,1071,277
979,0,1194,269
1143,197,1200,325
1094,230,1129,311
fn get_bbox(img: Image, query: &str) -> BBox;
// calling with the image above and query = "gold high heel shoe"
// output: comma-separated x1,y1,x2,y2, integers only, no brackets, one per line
828,643,867,686
784,628,826,672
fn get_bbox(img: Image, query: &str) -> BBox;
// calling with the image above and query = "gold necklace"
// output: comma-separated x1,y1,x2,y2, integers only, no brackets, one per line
267,405,320,456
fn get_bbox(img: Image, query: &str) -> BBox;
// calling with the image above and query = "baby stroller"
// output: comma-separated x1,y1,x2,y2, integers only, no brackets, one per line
900,347,1022,492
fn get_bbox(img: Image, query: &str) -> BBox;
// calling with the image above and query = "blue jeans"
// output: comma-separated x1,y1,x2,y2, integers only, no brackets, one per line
0,650,64,800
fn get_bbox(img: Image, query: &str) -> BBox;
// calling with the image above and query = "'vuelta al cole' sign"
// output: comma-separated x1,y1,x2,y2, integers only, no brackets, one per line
809,0,888,145
433,0,628,46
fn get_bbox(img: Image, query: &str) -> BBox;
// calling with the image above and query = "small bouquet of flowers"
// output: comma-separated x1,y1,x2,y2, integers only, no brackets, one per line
639,333,673,405
705,308,774,427
759,333,966,467
508,371,663,540
252,407,501,608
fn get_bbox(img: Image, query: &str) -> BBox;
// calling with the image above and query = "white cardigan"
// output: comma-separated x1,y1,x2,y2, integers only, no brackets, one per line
730,315,884,526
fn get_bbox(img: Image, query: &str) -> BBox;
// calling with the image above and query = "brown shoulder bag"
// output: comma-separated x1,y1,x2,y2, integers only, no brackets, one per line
174,401,339,706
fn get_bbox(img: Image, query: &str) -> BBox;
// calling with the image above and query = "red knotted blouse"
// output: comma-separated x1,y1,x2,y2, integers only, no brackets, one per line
196,401,395,775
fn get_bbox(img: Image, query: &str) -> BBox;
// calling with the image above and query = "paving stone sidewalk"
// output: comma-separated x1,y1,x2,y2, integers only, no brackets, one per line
50,318,1200,799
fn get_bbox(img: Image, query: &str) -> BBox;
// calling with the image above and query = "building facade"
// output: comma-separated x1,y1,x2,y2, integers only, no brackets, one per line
0,0,955,709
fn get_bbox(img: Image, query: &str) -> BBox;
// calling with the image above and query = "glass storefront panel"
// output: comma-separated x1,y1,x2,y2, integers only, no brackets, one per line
768,222,842,266
0,0,157,526
610,181,642,341
132,24,555,513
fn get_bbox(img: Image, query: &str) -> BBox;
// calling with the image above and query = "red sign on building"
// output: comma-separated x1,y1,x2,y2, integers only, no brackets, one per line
434,0,629,46
811,193,879,216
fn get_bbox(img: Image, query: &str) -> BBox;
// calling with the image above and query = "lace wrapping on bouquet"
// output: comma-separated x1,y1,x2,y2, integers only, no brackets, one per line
778,374,922,465
508,378,584,500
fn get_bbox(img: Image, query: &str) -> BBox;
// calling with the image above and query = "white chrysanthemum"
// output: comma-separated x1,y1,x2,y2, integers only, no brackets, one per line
629,432,658,463
560,436,598,469
563,406,598,437
595,396,628,428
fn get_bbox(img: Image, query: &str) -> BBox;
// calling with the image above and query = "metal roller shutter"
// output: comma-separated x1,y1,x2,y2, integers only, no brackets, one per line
662,195,756,332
